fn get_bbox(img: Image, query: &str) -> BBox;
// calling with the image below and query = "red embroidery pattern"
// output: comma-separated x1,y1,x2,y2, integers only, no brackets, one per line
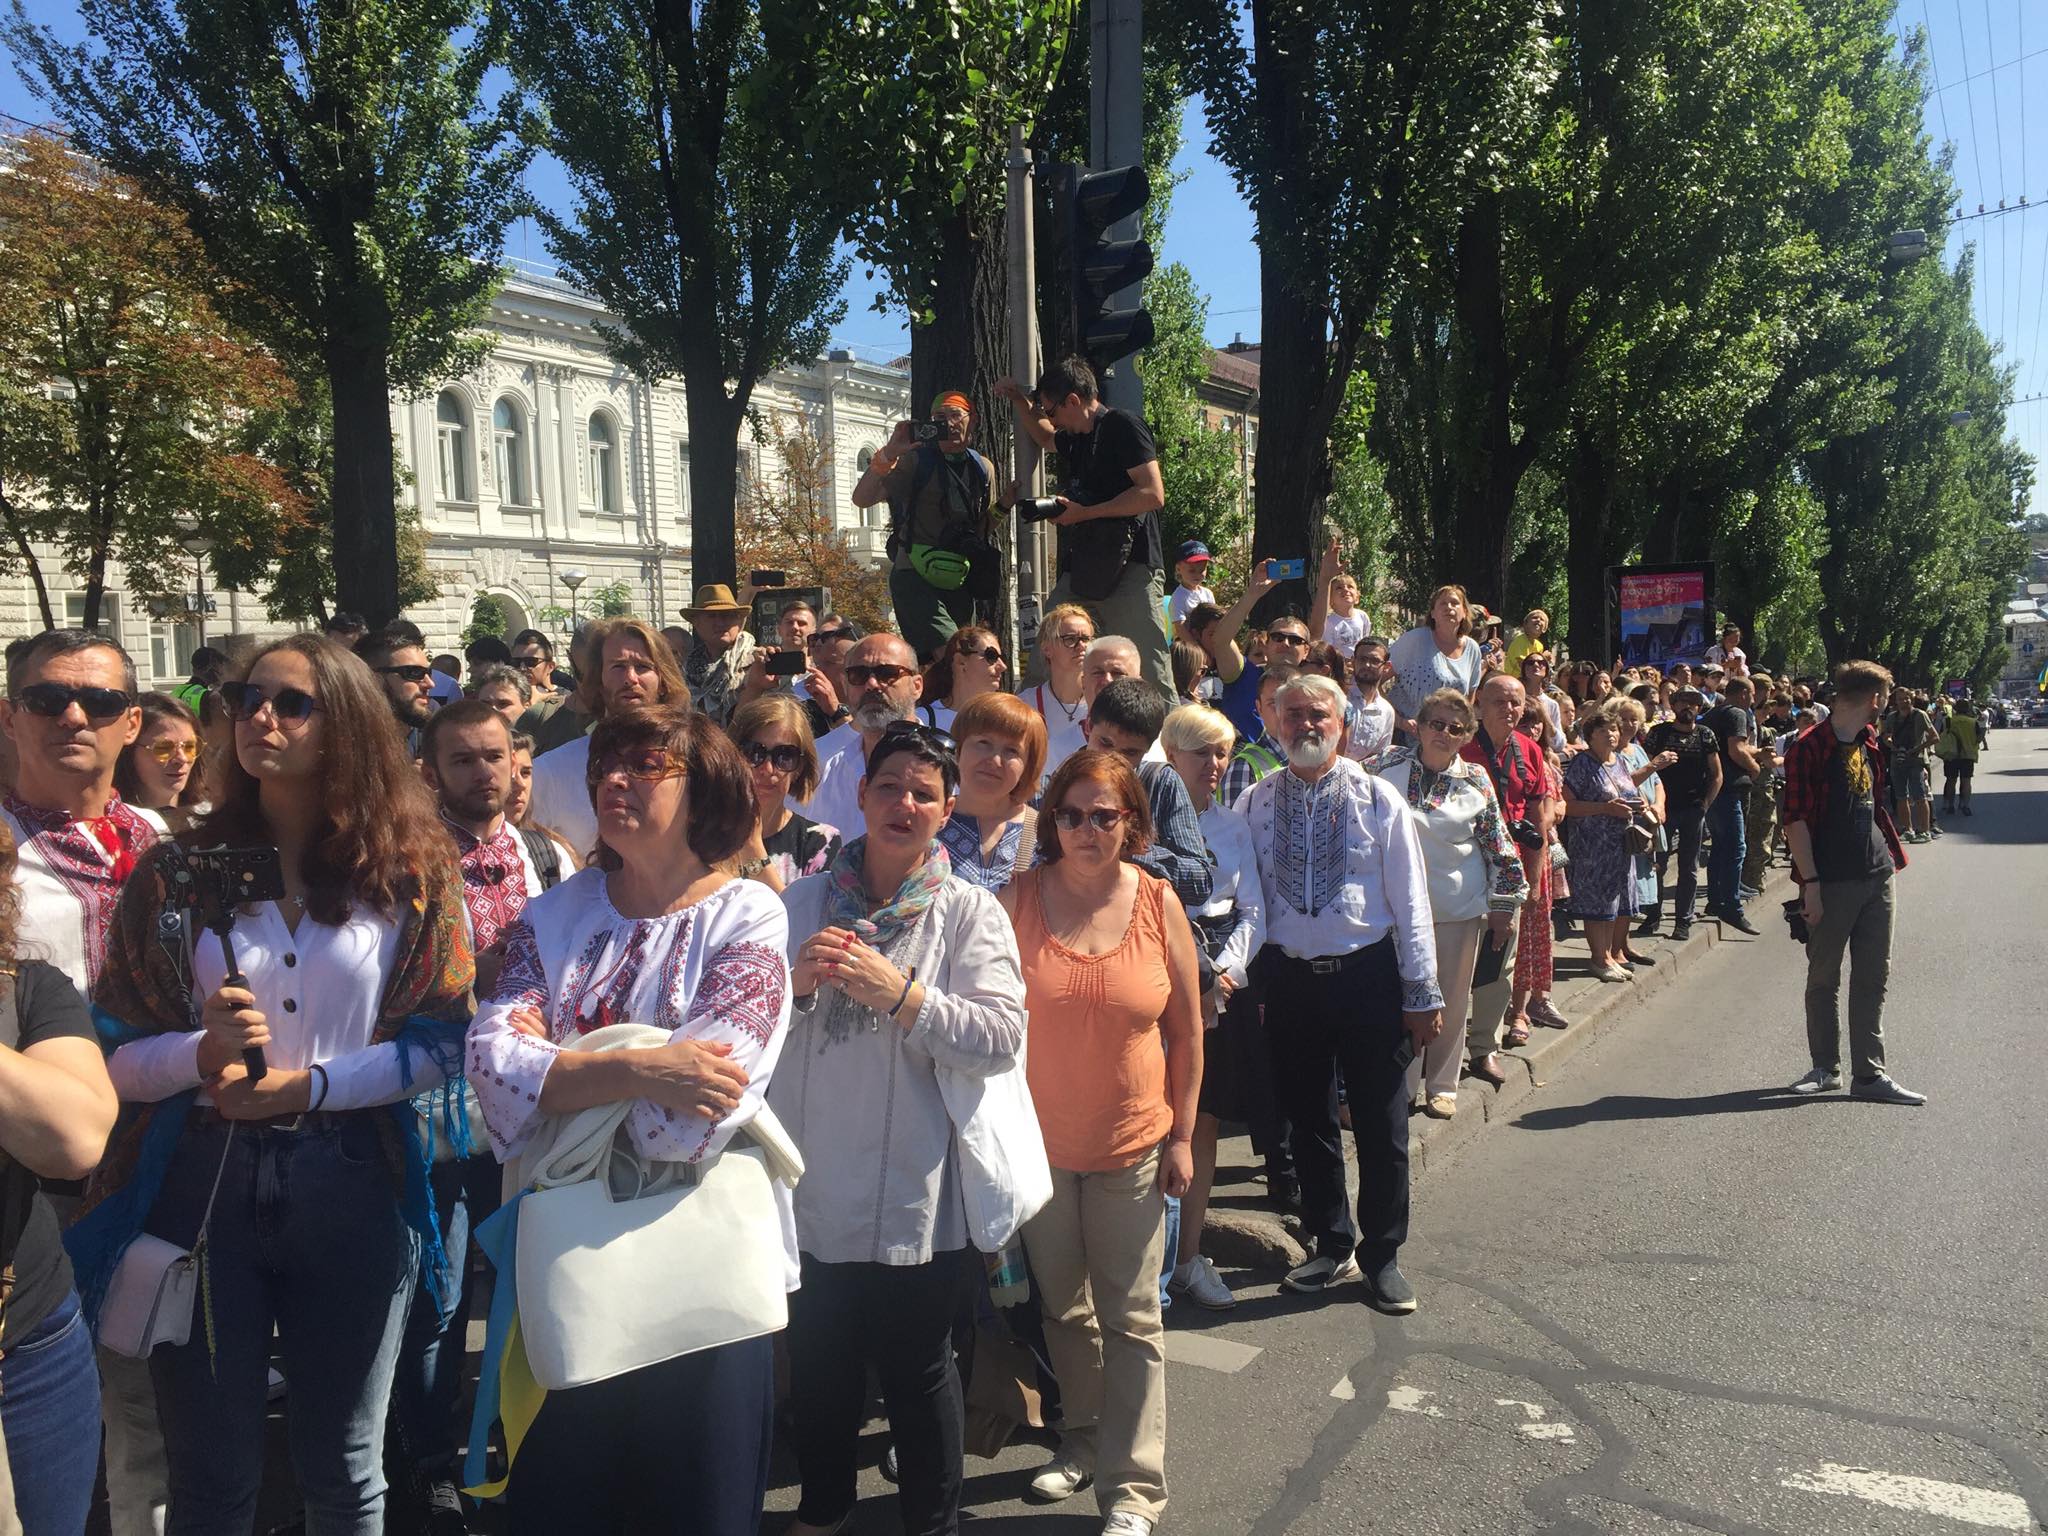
4,792,159,986
683,939,786,1047
487,920,550,1012
449,821,529,952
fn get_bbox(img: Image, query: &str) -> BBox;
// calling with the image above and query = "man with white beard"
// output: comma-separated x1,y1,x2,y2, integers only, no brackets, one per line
1238,672,1442,1316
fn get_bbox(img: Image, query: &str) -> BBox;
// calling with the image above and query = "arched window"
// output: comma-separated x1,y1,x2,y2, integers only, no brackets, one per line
588,412,618,513
493,399,528,505
856,446,874,472
434,391,470,502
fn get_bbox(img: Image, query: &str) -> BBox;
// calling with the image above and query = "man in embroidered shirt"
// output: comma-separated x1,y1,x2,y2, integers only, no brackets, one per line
0,627,166,1536
1241,672,1442,1315
1782,660,1921,1106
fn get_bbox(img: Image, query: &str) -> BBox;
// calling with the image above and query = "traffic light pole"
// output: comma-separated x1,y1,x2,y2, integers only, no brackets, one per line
1006,124,1049,655
1090,0,1144,418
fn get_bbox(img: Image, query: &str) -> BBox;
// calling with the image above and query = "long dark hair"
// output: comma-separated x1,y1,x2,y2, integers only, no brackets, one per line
113,693,205,808
196,634,454,924
920,625,1002,707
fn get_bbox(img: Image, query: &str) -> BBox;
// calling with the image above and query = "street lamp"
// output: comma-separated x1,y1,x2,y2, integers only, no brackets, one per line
1949,409,1975,426
174,516,214,646
559,567,588,632
1887,229,1929,263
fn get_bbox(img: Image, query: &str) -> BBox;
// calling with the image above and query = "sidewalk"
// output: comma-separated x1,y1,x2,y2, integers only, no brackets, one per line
1197,862,1796,1272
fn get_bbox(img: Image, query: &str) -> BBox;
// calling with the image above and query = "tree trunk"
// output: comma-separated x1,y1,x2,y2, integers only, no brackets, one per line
0,488,55,631
327,330,402,624
685,379,748,591
1565,431,1614,665
910,200,1011,470
1448,195,1532,614
1250,245,1330,624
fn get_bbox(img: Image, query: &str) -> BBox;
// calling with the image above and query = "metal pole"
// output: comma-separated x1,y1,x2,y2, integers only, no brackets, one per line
1006,124,1047,672
1090,0,1144,420
192,555,207,648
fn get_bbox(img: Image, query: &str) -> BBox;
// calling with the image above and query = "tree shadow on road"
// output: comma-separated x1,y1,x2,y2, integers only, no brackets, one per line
1508,1086,1869,1130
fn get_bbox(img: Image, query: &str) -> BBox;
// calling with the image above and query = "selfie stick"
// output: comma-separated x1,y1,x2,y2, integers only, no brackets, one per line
208,920,267,1084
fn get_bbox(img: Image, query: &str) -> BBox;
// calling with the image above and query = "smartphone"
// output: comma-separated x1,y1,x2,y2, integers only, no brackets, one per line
1266,558,1307,581
748,569,787,588
764,649,806,677
1392,1033,1417,1074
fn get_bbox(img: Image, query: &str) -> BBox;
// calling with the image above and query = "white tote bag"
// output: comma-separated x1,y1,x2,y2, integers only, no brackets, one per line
510,1023,802,1392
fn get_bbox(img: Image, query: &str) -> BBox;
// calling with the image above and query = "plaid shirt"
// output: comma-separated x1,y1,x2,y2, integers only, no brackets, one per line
1781,720,1905,881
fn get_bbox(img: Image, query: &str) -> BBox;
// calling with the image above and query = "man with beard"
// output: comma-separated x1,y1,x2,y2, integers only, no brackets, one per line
1238,673,1441,1315
357,624,440,756
526,617,687,861
799,632,927,837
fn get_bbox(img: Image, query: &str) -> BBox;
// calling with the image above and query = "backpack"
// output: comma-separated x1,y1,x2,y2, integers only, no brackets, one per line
520,827,564,892
889,444,1003,603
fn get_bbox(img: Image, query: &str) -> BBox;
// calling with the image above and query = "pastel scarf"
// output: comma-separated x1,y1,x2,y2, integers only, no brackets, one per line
825,835,951,945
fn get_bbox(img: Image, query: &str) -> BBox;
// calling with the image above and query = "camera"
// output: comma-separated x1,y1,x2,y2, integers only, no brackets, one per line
913,420,942,443
1015,496,1064,523
764,650,806,678
1508,819,1545,851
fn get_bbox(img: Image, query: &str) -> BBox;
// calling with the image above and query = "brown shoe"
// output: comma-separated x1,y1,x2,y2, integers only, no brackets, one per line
1468,1053,1508,1087
1527,997,1573,1029
1423,1093,1457,1119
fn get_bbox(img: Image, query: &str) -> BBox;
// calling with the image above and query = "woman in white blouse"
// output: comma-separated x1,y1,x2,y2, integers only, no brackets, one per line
90,634,475,1534
1385,584,1485,733
775,721,1030,1536
466,704,792,1534
1159,705,1265,1312
1372,688,1528,1119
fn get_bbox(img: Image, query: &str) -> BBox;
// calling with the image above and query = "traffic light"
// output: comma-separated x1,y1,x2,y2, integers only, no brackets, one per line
1054,164,1154,374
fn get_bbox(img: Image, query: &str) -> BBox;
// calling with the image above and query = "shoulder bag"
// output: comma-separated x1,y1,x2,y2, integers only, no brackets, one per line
98,1124,234,1360
510,1022,803,1392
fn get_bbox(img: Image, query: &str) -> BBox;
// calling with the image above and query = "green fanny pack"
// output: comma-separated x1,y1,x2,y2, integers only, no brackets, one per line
909,542,972,591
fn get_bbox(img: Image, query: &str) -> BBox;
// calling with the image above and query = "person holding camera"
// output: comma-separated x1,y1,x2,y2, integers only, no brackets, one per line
853,391,1000,664
999,357,1171,697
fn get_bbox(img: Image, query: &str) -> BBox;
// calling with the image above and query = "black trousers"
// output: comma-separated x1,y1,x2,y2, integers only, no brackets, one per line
507,1333,774,1536
785,1250,970,1535
1265,937,1409,1269
1655,802,1706,920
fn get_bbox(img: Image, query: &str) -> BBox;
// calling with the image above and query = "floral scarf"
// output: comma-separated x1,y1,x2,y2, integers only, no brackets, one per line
825,835,952,943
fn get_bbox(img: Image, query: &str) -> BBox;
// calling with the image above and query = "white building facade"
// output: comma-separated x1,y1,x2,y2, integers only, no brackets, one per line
0,259,910,688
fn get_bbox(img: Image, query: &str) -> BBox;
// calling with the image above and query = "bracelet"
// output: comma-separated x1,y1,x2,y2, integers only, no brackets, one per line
307,1062,330,1113
887,967,917,1018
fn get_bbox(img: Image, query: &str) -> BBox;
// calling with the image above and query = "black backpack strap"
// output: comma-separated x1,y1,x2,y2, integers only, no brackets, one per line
519,827,563,892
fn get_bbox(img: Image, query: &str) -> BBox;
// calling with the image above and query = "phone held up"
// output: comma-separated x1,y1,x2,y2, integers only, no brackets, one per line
1266,557,1308,582
748,570,787,589
764,650,807,678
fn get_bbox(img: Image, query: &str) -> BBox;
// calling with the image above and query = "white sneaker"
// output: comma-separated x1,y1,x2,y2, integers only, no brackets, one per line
1169,1254,1237,1310
1029,1450,1093,1503
1283,1252,1361,1294
1102,1514,1155,1535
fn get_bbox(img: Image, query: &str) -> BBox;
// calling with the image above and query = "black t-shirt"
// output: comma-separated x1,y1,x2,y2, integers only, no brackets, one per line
1814,732,1892,882
0,960,96,1343
1053,407,1162,573
1644,720,1720,806
1703,704,1753,790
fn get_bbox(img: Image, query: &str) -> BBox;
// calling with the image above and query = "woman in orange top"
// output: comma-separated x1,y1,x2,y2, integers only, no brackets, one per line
998,749,1201,1536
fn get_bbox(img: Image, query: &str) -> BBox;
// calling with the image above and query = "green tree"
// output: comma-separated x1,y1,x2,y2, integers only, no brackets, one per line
6,0,535,625
462,594,510,647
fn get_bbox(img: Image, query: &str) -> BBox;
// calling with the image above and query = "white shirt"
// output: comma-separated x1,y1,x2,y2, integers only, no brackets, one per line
1168,583,1215,631
1323,609,1368,658
1705,643,1747,670
1026,682,1089,776
1344,691,1396,764
1238,757,1442,1011
1193,803,1265,989
108,900,427,1112
801,722,871,845
3,799,165,995
528,736,597,864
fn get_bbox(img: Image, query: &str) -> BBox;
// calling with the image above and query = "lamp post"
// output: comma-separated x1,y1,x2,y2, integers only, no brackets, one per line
175,517,214,647
560,567,588,633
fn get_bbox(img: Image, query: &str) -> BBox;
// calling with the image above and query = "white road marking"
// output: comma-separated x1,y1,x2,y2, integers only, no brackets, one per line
1495,1397,1577,1444
1385,1385,1446,1417
1780,1463,2031,1530
1161,1331,1262,1375
1329,1374,1355,1401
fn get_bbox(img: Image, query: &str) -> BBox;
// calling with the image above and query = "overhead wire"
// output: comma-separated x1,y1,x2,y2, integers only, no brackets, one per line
1953,2,1994,334
1984,1,2011,366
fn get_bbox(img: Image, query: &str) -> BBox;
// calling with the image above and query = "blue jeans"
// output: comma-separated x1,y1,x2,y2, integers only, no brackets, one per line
392,1152,501,1480
1,1289,101,1535
146,1113,417,1536
1706,793,1747,912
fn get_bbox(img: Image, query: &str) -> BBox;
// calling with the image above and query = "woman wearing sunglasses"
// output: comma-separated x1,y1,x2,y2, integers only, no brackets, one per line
729,694,842,892
998,749,1201,1535
113,693,207,825
916,625,1007,732
773,720,1029,1536
82,633,474,1534
1370,689,1528,1120
467,704,792,1533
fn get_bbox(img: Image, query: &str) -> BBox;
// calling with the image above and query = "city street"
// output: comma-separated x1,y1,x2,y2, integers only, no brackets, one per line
776,738,2048,1534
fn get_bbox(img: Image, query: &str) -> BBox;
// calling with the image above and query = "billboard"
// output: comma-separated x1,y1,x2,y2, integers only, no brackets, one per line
1610,564,1714,671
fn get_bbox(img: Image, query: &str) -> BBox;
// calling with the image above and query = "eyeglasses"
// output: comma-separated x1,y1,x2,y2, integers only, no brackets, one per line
1053,806,1131,834
963,646,1004,666
1049,631,1092,651
13,682,135,723
845,663,916,687
375,664,434,684
1421,718,1473,737
589,747,685,783
740,740,803,773
145,737,201,764
1266,630,1310,646
218,682,324,725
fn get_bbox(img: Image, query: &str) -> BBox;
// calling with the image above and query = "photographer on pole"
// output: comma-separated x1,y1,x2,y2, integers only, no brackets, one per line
852,390,1001,663
999,355,1170,696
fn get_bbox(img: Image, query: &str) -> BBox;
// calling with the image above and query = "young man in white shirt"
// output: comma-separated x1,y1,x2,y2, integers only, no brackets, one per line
1345,637,1397,763
1166,539,1216,641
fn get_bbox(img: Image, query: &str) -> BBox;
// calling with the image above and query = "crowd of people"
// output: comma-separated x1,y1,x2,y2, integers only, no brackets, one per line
0,358,1952,1536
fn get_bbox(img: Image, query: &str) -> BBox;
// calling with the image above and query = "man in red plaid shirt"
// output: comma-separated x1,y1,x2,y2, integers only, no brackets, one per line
1781,660,1923,1105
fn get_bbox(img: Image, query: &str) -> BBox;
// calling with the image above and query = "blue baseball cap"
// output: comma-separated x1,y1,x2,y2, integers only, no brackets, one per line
1176,540,1212,563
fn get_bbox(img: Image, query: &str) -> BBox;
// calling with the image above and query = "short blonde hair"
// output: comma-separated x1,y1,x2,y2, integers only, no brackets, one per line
1427,584,1474,639
1612,696,1647,732
1040,604,1095,649
1160,703,1233,755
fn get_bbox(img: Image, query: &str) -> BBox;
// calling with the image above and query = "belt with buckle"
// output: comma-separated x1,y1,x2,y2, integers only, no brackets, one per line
1281,944,1376,977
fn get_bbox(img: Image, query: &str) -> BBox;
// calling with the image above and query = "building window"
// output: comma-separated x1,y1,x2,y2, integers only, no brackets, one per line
856,446,874,472
588,412,618,513
493,399,529,505
64,592,124,646
675,442,691,522
435,391,471,502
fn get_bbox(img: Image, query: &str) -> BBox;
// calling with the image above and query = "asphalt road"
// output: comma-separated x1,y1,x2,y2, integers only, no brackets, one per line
774,733,2048,1534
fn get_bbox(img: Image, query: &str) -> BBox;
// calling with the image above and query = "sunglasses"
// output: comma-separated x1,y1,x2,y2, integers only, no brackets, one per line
375,664,434,684
219,682,324,725
512,652,551,669
589,747,685,783
1266,630,1310,646
13,682,135,723
741,740,803,773
1421,718,1474,737
962,646,1004,666
1053,806,1130,834
845,663,916,687
877,720,957,755
145,737,201,764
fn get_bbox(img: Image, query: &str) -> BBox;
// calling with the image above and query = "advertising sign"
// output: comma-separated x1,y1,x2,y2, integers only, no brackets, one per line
1611,564,1714,671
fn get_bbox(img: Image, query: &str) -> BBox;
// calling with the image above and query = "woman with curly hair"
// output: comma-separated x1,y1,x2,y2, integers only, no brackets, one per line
79,633,474,1534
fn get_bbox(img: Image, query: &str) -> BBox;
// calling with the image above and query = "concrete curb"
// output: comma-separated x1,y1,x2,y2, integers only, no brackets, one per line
1204,864,1797,1271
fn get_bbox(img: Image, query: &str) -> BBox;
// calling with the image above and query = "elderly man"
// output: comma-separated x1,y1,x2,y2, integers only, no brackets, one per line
675,584,759,727
1240,673,1442,1314
800,632,926,838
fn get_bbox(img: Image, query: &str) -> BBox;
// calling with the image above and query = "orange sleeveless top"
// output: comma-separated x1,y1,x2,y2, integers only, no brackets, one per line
1014,868,1174,1172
